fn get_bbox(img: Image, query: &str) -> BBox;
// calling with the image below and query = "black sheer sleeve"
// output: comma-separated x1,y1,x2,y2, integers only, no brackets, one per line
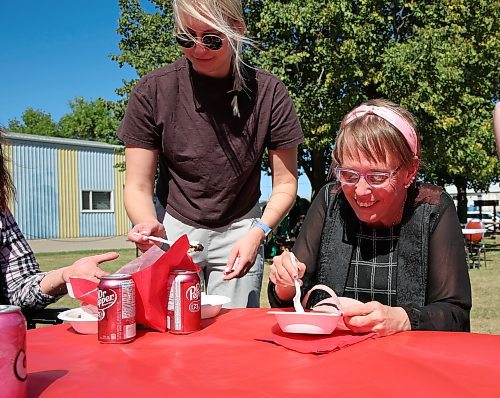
402,193,472,331
268,185,328,307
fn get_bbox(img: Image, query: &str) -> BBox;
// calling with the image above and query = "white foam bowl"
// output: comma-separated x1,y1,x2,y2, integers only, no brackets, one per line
58,308,98,334
201,294,231,319
268,311,342,335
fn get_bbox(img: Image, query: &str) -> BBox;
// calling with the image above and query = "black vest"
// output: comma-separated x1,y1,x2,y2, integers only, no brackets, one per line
313,182,443,308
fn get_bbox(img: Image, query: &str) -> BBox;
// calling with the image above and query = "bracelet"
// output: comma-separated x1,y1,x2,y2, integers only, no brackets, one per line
251,219,272,237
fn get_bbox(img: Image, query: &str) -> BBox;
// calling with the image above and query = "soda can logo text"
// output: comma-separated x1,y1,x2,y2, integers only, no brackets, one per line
186,283,201,301
98,289,117,310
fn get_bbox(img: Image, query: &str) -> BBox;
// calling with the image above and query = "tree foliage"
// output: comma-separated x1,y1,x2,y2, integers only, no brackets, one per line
379,0,499,219
8,98,121,145
6,1,496,218
59,97,121,144
8,109,59,137
242,0,412,196
108,0,498,206
243,0,499,204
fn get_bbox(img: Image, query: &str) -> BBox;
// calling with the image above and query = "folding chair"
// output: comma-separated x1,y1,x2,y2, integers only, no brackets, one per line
23,307,68,329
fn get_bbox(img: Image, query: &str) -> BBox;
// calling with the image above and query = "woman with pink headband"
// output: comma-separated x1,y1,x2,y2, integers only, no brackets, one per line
269,99,472,335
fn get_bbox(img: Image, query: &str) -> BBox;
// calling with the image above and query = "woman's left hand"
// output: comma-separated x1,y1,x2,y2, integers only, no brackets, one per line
342,301,411,336
223,228,263,280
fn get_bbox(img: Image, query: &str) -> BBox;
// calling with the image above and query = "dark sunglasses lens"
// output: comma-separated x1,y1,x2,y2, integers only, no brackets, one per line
202,35,223,50
175,34,195,48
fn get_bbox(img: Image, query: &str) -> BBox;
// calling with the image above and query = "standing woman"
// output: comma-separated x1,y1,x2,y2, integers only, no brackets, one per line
269,99,471,334
118,0,304,307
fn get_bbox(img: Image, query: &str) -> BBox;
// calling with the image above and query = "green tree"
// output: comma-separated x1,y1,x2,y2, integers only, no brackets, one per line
58,97,121,144
112,0,498,204
380,1,500,220
243,0,414,196
111,0,181,120
7,108,59,136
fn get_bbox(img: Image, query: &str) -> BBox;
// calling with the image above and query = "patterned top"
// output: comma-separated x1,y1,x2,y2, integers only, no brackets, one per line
345,223,400,306
0,209,56,309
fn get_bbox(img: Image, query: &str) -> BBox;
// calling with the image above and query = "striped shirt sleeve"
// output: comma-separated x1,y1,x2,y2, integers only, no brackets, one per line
0,210,56,309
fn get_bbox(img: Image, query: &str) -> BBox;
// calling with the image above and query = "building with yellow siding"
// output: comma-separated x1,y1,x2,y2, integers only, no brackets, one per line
4,132,130,239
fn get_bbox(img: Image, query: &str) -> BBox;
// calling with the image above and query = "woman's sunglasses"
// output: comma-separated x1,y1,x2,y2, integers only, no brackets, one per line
175,33,224,51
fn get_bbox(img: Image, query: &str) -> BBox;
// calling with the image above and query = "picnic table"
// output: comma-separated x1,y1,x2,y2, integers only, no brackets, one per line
27,308,500,397
462,228,487,268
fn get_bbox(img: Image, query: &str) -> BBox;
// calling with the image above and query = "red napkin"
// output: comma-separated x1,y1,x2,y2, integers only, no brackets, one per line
127,235,200,332
256,324,375,354
68,235,200,332
68,277,98,307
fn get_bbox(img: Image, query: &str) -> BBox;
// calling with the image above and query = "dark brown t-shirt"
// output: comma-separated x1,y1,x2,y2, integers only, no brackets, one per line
117,57,304,228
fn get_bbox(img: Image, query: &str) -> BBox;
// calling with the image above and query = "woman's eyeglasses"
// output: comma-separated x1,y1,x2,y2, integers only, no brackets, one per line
175,33,224,51
334,166,401,188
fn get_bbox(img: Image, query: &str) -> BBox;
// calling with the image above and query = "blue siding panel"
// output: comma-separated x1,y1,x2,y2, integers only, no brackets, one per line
78,149,116,237
12,143,59,239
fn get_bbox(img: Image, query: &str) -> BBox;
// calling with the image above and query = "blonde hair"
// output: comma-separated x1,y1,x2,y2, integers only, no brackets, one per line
332,99,421,171
173,0,252,117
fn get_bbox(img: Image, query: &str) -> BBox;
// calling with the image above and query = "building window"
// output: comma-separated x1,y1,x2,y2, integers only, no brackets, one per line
81,190,113,212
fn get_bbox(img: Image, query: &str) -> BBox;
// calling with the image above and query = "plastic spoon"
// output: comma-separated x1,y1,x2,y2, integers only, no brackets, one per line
289,252,304,313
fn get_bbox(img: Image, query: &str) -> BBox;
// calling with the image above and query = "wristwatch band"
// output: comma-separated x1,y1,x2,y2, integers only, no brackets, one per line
251,219,272,237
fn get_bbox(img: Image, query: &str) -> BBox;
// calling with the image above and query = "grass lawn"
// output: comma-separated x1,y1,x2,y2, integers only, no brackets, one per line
469,237,500,334
40,238,500,334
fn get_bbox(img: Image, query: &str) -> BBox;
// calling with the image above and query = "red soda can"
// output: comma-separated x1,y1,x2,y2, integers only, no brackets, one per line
167,270,201,334
98,274,136,343
0,305,27,397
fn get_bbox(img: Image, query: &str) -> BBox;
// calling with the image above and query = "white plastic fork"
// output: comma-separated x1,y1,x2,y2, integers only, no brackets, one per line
289,252,305,313
131,232,204,252
132,232,173,246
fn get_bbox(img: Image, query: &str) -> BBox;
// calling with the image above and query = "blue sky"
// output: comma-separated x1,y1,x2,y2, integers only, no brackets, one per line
0,1,311,199
0,1,138,126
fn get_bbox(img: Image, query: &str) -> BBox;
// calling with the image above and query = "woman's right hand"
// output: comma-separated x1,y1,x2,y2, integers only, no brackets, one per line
269,251,306,301
128,220,166,252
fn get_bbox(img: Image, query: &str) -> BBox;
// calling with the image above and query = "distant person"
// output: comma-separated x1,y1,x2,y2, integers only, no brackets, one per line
0,129,118,309
269,99,471,335
289,197,310,239
494,102,500,158
118,0,303,307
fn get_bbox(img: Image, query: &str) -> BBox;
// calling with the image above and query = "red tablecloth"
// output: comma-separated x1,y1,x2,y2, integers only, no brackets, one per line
28,308,500,398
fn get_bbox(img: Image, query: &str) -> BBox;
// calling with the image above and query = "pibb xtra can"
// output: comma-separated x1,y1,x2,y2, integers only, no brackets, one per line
167,270,201,334
98,274,136,343
0,305,27,398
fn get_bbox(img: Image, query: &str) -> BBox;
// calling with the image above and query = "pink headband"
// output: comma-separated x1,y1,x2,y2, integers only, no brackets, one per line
343,104,418,156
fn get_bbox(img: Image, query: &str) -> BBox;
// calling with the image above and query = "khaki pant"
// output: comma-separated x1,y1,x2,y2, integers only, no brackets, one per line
162,203,264,308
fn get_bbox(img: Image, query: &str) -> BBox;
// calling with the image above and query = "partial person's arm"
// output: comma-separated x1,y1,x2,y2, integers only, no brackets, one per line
39,252,118,296
260,147,299,231
494,102,500,159
1,210,117,309
268,185,328,305
1,210,54,309
402,193,472,331
224,147,299,280
116,78,165,251
122,146,165,252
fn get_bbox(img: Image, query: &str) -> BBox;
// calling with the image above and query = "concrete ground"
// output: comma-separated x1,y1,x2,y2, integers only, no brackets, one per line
27,235,136,254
